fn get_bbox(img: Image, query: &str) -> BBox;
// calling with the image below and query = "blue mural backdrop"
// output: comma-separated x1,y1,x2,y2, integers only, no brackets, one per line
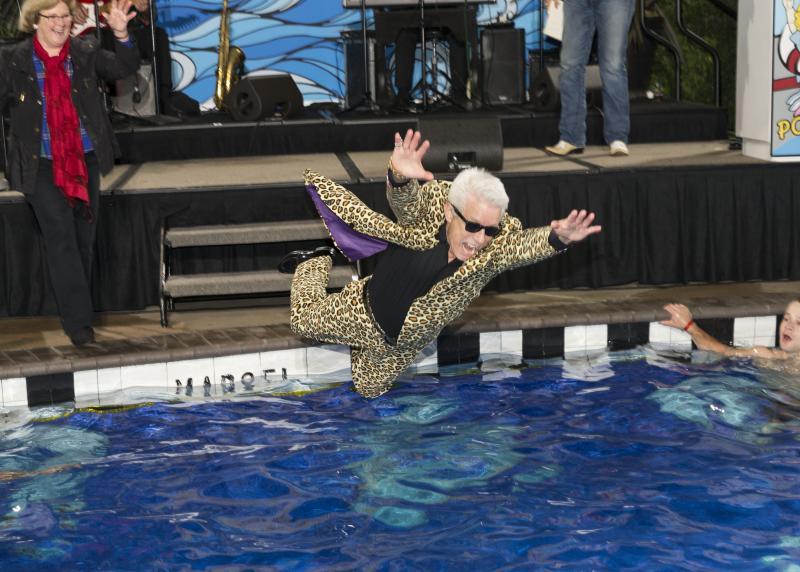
153,0,550,109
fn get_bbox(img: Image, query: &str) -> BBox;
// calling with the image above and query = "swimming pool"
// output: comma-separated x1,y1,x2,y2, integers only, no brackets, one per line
1,349,799,570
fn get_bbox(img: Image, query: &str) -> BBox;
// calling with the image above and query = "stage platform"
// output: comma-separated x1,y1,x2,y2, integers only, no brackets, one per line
107,100,728,163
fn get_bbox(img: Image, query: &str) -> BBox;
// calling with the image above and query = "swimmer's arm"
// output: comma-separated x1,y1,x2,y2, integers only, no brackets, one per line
662,303,787,359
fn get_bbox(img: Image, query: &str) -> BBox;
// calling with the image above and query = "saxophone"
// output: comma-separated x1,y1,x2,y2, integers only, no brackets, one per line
214,0,245,110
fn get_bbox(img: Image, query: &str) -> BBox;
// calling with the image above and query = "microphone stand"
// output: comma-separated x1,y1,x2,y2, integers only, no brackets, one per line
145,0,161,115
418,0,428,109
347,0,379,112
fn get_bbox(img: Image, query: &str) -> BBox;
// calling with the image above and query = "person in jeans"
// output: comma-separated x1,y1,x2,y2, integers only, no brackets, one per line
544,0,635,157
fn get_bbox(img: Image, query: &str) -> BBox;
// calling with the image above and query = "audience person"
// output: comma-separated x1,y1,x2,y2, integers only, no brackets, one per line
279,129,601,398
0,0,139,345
662,301,800,359
544,0,635,157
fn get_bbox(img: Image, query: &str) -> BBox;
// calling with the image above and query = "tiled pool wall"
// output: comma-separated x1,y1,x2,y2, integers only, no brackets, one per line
0,314,782,410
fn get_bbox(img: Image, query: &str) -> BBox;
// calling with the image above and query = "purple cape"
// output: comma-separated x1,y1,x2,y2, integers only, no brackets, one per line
306,183,388,261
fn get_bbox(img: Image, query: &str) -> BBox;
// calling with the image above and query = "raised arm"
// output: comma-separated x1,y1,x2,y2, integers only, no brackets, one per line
385,129,435,225
94,0,140,80
661,303,786,359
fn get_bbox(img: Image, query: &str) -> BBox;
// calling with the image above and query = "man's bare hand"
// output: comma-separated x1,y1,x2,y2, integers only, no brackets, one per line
550,209,601,245
390,129,434,181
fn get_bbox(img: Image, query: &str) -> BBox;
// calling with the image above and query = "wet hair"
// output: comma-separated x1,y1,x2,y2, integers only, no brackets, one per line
448,167,509,216
19,0,78,33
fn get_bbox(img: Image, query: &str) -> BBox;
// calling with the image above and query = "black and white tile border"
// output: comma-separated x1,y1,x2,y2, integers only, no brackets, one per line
0,315,781,409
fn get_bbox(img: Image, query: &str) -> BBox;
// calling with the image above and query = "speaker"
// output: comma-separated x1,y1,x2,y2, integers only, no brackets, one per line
417,117,503,173
529,64,603,111
480,26,526,106
224,74,304,121
113,63,156,117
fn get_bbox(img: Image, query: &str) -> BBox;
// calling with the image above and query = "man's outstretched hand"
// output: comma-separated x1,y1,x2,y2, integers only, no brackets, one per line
390,129,434,181
550,209,602,245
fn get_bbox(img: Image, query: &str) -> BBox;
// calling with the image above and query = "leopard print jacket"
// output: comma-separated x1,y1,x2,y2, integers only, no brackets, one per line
304,169,560,358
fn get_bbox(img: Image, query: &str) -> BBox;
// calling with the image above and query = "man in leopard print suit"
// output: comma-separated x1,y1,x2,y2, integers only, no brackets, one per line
283,130,601,398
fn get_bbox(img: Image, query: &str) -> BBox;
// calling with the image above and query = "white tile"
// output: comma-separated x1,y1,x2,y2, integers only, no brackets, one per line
260,347,307,378
500,330,523,357
585,325,608,352
754,335,777,348
564,325,608,357
1,378,28,407
480,331,502,355
120,363,168,389
648,322,672,344
563,325,586,354
755,315,778,338
97,367,122,394
669,327,693,349
167,358,215,389
73,370,99,400
213,353,261,385
733,317,756,347
307,345,351,376
649,322,692,350
410,340,438,374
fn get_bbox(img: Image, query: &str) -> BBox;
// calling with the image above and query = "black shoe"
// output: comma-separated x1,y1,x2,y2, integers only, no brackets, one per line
278,246,336,274
68,327,96,347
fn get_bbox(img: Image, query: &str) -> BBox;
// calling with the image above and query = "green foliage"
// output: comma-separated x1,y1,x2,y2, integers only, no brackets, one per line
648,0,738,129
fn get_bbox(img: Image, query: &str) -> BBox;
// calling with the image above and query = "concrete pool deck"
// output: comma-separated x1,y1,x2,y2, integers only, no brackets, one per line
0,280,797,388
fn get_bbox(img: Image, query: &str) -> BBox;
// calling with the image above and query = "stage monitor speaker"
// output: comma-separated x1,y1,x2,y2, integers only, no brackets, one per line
417,116,503,173
113,63,156,117
480,26,526,106
224,74,304,121
529,64,602,111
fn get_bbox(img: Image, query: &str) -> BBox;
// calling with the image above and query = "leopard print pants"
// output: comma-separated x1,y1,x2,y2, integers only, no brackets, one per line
290,256,421,398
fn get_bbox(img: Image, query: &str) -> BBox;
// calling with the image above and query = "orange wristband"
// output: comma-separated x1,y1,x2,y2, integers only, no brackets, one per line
683,319,694,332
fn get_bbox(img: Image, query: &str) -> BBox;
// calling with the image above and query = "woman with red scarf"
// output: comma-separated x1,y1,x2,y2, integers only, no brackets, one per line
0,0,139,345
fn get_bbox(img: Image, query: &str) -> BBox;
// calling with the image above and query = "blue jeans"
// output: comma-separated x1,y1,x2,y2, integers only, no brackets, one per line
558,0,635,146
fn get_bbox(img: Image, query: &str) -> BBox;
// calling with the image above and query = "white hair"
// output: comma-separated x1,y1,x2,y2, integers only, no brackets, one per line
448,167,509,216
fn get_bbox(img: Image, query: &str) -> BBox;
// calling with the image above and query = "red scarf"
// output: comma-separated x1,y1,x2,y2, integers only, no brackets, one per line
33,36,89,206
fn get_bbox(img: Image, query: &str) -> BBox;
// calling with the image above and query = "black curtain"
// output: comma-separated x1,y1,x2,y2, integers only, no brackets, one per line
2,162,800,318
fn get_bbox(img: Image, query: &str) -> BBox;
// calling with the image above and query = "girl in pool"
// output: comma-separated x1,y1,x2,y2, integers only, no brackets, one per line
662,300,800,359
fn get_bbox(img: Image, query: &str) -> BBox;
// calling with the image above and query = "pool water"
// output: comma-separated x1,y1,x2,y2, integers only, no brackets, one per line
2,349,800,570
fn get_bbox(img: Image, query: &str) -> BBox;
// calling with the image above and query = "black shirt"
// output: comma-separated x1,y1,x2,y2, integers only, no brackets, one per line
367,224,461,342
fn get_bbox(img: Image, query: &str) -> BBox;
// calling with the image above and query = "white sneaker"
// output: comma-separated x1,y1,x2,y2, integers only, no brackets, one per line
609,140,630,156
545,140,583,156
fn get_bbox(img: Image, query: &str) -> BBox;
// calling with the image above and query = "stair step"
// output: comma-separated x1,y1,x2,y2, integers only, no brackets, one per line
164,266,356,298
165,220,330,248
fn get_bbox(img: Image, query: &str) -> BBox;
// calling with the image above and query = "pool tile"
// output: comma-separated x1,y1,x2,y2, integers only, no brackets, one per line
260,347,307,378
167,358,215,388
480,330,523,359
1,377,28,407
608,322,650,351
307,345,351,376
649,322,692,350
523,327,564,359
564,324,608,357
120,362,168,389
97,367,122,394
733,317,756,347
213,353,261,383
26,372,74,407
73,369,99,402
437,332,479,366
410,340,438,374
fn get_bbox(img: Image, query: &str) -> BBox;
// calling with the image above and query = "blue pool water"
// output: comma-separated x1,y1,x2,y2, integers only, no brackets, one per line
2,349,800,570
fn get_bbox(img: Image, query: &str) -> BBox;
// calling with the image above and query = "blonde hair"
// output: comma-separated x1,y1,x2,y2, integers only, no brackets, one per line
18,0,78,33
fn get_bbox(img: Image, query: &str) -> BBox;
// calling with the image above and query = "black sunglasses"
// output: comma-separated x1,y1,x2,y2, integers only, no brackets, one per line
451,204,501,237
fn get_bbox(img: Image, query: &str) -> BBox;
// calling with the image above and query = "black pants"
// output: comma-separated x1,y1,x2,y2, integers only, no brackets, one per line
395,27,469,102
26,153,99,336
